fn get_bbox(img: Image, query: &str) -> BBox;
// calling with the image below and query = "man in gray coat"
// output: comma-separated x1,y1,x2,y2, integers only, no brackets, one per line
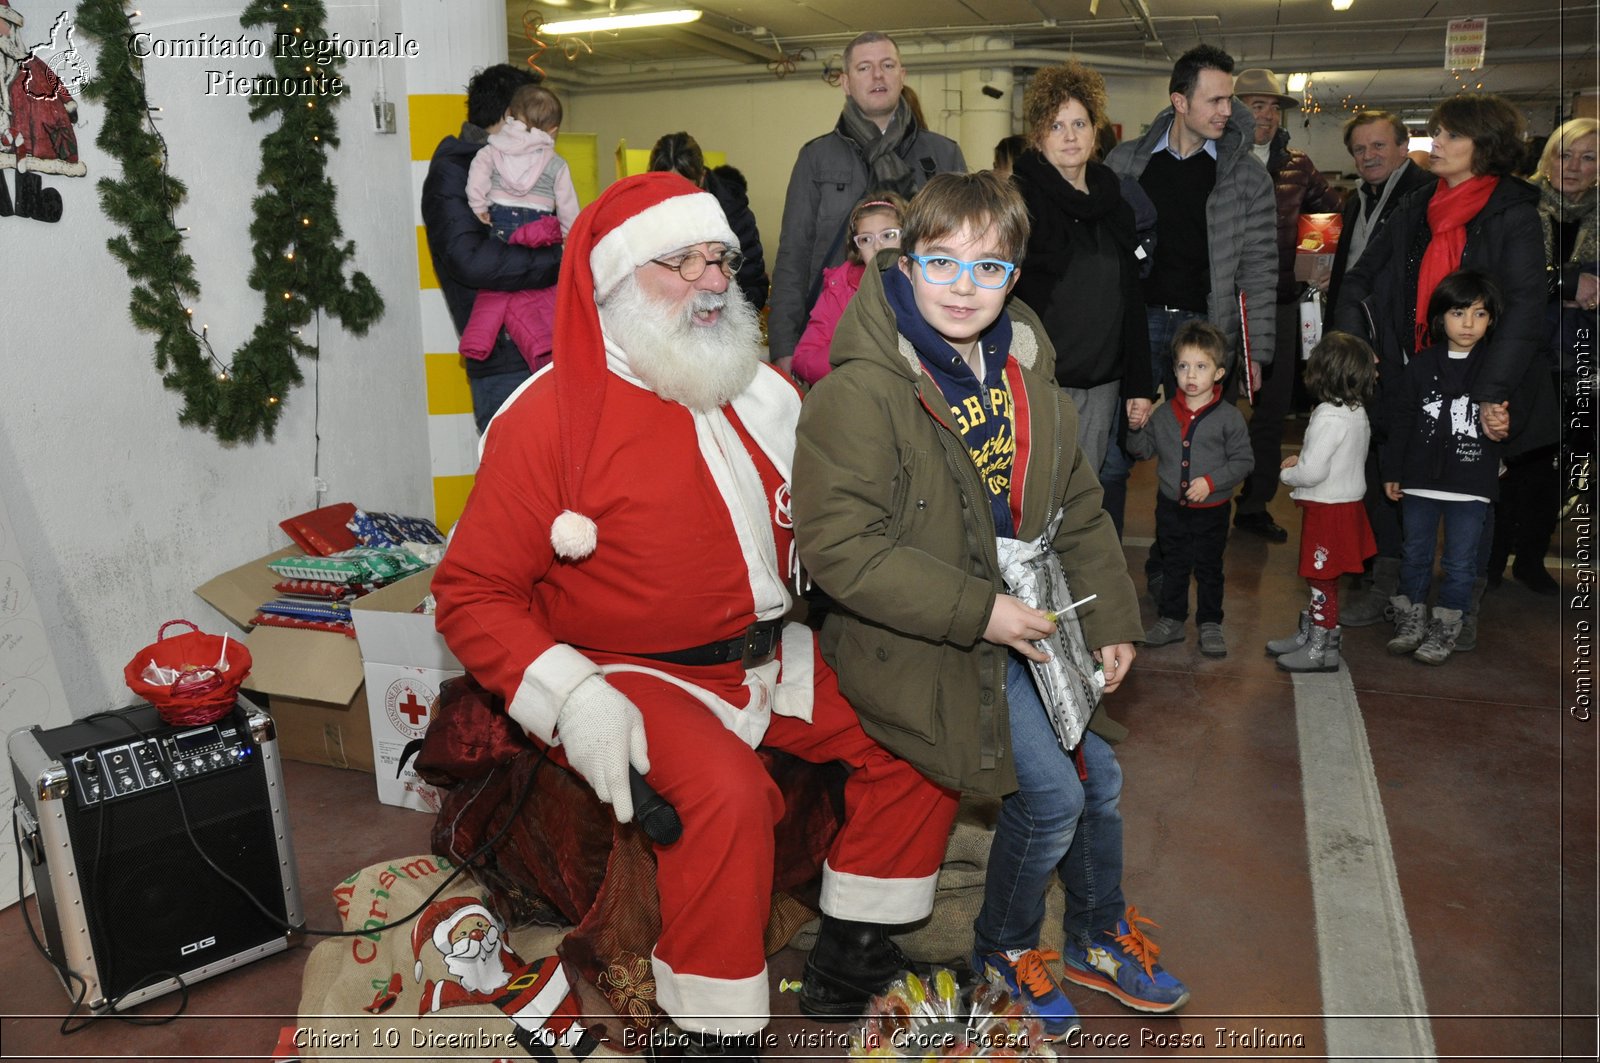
1101,43,1276,582
767,32,965,372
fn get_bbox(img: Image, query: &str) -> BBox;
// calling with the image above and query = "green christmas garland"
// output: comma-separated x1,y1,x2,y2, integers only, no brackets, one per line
77,0,384,443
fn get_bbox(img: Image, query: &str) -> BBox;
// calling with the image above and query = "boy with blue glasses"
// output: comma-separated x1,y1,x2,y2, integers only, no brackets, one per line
793,172,1188,1037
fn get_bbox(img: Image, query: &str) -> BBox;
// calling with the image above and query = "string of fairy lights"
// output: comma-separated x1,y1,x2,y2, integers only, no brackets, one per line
76,0,381,443
1297,68,1491,119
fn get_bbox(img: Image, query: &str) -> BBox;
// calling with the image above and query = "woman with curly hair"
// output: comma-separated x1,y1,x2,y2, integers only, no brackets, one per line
1009,62,1155,475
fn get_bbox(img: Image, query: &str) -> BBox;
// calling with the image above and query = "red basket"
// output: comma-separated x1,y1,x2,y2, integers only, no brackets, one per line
123,620,253,726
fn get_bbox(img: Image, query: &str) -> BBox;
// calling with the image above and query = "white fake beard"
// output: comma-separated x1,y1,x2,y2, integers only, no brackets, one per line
600,276,761,412
442,925,510,995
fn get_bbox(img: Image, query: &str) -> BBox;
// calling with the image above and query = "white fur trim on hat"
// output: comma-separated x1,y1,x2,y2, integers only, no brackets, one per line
588,191,738,302
550,509,598,559
433,903,493,953
411,897,492,981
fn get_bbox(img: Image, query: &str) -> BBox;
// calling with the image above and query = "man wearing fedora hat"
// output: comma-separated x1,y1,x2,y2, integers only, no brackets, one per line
1229,67,1342,543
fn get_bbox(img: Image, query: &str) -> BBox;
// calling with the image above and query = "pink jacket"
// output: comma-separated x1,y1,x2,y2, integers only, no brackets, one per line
460,214,563,369
465,121,580,233
791,261,866,385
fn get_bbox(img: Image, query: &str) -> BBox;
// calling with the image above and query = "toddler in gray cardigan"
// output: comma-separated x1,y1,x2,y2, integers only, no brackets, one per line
1125,321,1254,657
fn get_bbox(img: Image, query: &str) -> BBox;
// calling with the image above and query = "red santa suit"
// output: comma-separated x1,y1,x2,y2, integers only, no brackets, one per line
7,56,79,174
433,174,959,1036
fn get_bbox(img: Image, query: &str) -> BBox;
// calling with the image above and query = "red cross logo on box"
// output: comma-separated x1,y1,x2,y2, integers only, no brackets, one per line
383,676,436,739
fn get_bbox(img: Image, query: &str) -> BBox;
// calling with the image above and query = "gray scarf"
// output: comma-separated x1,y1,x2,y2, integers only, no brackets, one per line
1535,173,1599,269
838,96,920,196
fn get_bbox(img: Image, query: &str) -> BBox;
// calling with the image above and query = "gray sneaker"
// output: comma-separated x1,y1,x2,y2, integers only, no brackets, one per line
1386,596,1428,655
1143,616,1185,646
1198,622,1228,658
1413,608,1463,666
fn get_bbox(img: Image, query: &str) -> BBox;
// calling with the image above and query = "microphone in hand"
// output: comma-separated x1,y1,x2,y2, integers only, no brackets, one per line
629,767,682,845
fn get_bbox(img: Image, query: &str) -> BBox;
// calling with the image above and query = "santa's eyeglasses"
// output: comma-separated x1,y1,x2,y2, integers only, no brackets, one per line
650,249,744,282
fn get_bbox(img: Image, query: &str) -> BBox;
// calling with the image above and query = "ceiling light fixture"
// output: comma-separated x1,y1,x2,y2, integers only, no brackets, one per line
1331,0,1353,10
541,8,703,35
1287,72,1309,92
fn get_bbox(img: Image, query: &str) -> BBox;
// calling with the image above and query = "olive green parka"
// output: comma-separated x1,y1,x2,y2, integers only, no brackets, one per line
792,259,1143,798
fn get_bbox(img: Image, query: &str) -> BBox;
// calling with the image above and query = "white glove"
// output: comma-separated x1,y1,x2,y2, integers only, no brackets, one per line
554,675,651,823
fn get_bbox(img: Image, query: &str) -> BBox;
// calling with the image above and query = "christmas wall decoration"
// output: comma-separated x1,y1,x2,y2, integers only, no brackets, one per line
76,0,384,443
0,2,89,223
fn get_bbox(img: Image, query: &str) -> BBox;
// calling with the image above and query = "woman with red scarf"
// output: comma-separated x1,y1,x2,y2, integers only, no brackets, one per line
1334,94,1555,646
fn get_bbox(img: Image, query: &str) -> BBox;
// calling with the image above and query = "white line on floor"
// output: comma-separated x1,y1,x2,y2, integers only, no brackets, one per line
1292,667,1438,1061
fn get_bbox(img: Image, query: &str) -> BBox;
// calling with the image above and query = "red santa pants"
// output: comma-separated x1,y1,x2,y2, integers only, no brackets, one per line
603,645,959,1035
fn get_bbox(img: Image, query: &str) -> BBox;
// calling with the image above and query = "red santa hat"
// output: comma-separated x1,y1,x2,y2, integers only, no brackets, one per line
411,896,494,982
548,171,737,560
0,1,22,27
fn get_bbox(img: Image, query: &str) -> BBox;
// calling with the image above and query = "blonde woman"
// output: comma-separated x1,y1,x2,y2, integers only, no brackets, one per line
1488,118,1599,593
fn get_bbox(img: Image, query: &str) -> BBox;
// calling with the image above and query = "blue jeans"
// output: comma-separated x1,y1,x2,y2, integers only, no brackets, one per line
1398,495,1490,612
974,657,1126,955
487,203,552,243
1144,305,1204,404
1100,306,1205,532
468,368,531,434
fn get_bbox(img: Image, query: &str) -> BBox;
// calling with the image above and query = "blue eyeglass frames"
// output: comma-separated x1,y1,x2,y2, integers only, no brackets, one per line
905,254,1017,289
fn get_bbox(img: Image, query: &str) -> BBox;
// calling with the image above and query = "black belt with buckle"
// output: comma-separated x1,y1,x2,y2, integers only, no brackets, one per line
631,620,783,669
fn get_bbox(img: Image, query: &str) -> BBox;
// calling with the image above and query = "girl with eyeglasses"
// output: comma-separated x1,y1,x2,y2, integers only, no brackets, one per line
791,192,906,385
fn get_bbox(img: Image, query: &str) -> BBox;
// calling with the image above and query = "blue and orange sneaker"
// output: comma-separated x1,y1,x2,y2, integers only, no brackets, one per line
1060,907,1189,1013
971,947,1080,1037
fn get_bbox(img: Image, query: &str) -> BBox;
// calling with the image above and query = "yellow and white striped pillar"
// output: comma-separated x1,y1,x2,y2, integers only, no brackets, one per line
400,3,602,530
401,0,510,532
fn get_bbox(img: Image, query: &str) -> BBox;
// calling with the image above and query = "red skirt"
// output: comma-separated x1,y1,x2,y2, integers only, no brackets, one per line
1296,499,1376,579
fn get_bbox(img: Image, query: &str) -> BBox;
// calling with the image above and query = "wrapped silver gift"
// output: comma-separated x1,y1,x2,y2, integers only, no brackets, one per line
995,509,1103,753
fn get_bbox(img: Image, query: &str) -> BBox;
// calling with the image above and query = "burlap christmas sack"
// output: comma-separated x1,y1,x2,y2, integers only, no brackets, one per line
296,855,625,1061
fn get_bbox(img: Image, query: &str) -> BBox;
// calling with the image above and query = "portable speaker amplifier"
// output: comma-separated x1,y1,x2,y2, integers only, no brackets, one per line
9,699,303,1011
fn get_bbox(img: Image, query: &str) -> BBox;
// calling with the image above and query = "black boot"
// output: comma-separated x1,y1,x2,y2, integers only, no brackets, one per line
648,1024,761,1062
799,915,912,1020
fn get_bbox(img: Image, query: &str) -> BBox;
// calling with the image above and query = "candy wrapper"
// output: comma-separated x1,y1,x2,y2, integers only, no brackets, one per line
851,971,1058,1060
994,508,1102,754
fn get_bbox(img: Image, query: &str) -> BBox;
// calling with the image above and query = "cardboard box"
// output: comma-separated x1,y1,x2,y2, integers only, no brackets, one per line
351,569,462,812
194,548,372,772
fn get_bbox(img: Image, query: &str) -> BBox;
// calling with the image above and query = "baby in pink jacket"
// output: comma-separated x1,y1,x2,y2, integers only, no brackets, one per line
791,193,906,385
461,84,581,370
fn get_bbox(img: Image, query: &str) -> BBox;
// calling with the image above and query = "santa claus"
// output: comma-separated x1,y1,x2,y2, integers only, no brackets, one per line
432,172,962,1060
415,898,521,1008
413,897,591,1051
0,0,82,176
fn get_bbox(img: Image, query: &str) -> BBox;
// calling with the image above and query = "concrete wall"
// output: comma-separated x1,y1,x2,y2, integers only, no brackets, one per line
1,0,430,718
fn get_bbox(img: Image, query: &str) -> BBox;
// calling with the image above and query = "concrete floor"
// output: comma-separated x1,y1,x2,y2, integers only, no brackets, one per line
2,444,1594,1062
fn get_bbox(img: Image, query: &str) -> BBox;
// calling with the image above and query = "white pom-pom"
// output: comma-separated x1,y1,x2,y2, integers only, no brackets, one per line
550,510,597,559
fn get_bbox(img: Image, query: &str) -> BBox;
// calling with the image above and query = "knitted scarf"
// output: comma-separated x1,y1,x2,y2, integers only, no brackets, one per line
838,96,920,197
1415,174,1498,351
1012,149,1122,226
1534,174,1599,269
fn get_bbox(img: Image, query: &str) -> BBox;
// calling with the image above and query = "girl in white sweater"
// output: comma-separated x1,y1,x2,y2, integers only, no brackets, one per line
1267,332,1380,672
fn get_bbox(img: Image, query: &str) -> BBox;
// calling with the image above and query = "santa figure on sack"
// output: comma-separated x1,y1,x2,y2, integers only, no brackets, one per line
432,172,961,1061
413,896,590,1052
0,1,83,176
